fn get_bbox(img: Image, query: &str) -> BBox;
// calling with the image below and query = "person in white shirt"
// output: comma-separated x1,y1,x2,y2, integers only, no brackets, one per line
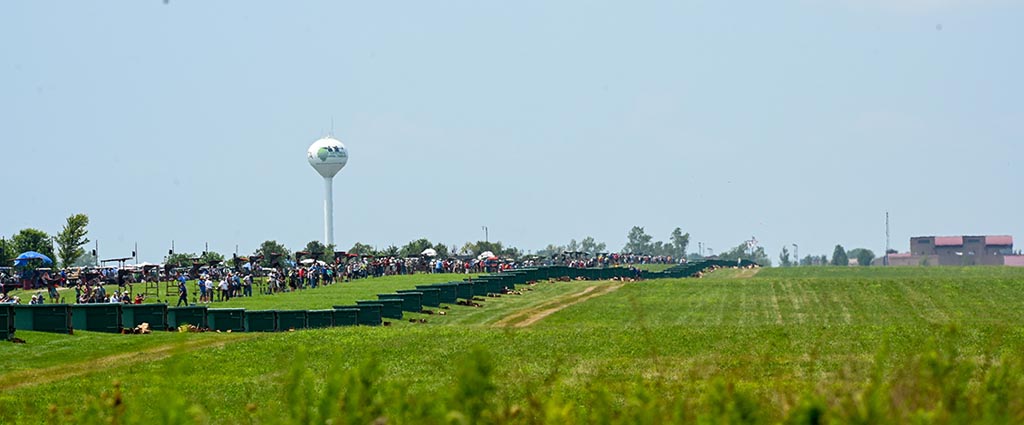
204,278,214,303
218,278,229,301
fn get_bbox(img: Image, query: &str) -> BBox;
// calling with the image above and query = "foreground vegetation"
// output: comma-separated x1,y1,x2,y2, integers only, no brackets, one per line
1,266,1023,423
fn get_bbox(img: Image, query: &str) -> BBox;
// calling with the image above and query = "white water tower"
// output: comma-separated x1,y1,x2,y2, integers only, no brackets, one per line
307,136,348,246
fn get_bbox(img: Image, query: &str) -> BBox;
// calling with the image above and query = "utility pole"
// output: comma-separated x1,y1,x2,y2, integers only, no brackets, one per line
792,244,799,266
482,226,488,243
885,211,890,266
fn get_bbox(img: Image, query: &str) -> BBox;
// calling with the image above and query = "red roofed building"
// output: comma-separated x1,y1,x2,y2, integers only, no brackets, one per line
908,235,1014,266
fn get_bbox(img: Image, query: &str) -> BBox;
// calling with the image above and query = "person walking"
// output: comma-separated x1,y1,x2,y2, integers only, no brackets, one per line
176,275,189,307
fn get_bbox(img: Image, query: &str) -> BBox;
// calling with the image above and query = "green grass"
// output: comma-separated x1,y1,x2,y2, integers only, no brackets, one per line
0,331,249,375
222,273,478,310
7,272,479,307
2,266,1024,423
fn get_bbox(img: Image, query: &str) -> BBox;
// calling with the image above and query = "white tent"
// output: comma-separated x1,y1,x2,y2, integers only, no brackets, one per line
421,248,438,257
477,251,495,261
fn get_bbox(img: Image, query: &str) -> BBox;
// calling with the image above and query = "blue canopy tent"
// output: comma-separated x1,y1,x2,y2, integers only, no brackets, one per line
13,251,53,267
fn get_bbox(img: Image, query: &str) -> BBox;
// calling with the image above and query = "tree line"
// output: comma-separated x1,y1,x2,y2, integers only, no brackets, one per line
777,244,878,267
5,217,841,270
1,214,92,268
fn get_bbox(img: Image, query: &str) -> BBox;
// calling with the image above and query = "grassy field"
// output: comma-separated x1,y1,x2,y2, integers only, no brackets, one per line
2,266,1024,423
6,272,480,308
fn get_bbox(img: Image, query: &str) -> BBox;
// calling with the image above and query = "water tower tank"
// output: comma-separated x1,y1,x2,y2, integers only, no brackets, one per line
307,137,348,178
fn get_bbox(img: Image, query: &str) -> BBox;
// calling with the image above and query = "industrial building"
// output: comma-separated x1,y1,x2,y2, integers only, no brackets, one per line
881,235,1019,266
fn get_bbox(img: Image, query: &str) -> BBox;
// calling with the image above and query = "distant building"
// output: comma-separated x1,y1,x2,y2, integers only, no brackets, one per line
884,235,1016,266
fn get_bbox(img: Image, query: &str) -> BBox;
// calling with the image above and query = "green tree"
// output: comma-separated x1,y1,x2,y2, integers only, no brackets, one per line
301,241,326,260
0,237,14,267
199,250,226,265
779,246,792,267
622,226,653,254
670,227,690,259
382,245,400,257
831,245,849,266
254,240,291,268
848,248,875,267
72,250,97,267
579,236,607,254
432,242,450,259
799,254,828,266
536,244,565,258
348,242,375,256
323,244,338,263
12,228,55,267
717,242,772,266
566,239,579,252
165,252,198,267
460,241,521,258
651,241,669,256
55,213,90,268
399,238,435,258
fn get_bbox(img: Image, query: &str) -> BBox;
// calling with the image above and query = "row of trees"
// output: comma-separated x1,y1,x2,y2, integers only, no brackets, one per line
778,245,877,267
717,243,772,266
536,236,608,258
8,218,886,270
1,214,92,268
622,226,690,258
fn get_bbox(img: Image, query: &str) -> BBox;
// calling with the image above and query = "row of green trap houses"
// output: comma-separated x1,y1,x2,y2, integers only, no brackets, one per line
0,260,755,338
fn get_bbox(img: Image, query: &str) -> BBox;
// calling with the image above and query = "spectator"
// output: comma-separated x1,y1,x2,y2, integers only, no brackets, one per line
176,277,188,307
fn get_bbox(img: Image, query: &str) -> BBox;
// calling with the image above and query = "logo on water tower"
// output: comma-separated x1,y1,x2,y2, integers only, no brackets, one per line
315,146,347,162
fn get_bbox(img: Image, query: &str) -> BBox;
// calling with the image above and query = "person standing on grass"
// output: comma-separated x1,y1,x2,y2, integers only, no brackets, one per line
198,275,208,303
218,276,229,301
206,278,215,303
177,276,188,307
243,274,252,297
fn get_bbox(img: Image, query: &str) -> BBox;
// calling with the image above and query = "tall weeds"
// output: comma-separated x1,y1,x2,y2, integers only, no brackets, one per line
50,336,1024,424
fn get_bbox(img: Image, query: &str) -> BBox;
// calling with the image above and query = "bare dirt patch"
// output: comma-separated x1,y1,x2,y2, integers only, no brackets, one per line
495,283,623,328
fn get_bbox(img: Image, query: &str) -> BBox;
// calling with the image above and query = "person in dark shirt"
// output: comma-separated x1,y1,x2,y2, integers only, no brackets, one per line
177,275,188,307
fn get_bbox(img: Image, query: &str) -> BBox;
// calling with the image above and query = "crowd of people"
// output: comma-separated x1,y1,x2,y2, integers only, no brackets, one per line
0,251,685,305
551,253,680,269
175,270,259,306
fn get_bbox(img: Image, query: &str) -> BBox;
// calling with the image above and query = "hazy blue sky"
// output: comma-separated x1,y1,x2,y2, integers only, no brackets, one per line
2,1,1021,263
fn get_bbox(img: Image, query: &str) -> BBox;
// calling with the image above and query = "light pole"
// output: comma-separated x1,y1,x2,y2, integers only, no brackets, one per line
482,226,488,243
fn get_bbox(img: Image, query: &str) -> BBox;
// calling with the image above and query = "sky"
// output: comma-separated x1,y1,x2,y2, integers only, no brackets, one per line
2,1,1022,264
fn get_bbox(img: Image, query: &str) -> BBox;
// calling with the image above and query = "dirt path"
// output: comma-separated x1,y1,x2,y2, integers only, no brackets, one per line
731,268,761,278
0,335,255,391
494,283,624,328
